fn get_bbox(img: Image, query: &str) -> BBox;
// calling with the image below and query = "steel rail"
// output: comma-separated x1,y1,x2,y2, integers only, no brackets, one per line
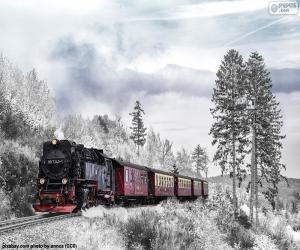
0,214,47,227
0,213,80,234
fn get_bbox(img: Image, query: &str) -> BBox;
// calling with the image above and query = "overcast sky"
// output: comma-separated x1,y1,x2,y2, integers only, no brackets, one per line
0,0,299,177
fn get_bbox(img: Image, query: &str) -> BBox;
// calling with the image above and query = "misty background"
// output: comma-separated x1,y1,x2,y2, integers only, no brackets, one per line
0,0,299,177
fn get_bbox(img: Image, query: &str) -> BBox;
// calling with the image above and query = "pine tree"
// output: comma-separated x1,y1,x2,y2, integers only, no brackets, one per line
129,101,147,156
192,144,209,177
210,49,249,216
245,51,285,226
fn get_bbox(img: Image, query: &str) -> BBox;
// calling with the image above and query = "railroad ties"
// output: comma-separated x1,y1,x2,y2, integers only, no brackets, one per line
0,213,80,234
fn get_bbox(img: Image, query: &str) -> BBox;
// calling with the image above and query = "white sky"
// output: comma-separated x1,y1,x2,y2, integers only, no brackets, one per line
0,0,299,177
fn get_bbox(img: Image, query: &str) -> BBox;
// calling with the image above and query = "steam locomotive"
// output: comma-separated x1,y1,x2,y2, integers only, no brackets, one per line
33,139,208,213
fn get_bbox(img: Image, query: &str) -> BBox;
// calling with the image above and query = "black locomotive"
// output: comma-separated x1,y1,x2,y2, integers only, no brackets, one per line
34,139,114,212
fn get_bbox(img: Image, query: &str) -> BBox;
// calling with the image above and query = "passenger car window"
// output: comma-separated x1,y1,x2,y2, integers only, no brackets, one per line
125,169,129,182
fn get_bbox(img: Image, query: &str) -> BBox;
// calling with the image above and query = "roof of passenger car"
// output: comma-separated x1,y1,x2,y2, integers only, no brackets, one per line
174,174,193,180
112,159,149,171
146,167,175,176
193,177,206,182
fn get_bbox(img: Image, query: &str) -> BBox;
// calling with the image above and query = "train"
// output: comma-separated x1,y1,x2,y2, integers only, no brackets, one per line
33,139,208,213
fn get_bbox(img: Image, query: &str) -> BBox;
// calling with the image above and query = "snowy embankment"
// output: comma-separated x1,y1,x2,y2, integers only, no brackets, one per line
1,184,300,250
0,206,155,250
0,207,152,250
0,200,231,250
0,216,83,249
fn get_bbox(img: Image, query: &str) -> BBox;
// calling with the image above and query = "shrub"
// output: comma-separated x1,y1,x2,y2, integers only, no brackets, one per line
252,235,277,250
120,199,233,250
0,141,38,217
121,210,158,250
289,213,300,231
226,222,255,249
259,212,298,249
81,199,233,250
0,188,12,220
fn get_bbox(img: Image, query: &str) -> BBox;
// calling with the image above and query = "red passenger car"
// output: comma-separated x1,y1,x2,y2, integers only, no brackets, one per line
202,180,209,196
175,175,192,196
115,161,148,197
148,168,175,197
192,178,203,196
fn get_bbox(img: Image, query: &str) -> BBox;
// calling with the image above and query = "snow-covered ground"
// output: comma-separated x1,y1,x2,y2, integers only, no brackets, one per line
1,200,300,250
0,202,227,250
0,211,124,250
0,216,83,249
0,206,153,250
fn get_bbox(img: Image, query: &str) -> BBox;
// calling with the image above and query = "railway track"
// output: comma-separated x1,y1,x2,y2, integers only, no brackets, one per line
0,213,80,234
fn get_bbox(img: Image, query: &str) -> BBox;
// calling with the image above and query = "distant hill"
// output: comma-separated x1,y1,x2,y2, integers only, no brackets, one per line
207,175,300,202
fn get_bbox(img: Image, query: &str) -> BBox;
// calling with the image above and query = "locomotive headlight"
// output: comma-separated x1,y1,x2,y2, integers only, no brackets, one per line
39,178,45,185
62,177,68,184
51,139,57,145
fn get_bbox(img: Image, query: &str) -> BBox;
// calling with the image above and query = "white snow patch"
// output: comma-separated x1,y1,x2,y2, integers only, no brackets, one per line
82,205,159,223
82,205,129,222
286,225,300,242
240,204,250,217
293,231,300,242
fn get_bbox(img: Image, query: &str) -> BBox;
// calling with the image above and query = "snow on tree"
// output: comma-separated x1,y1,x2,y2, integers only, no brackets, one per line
0,55,55,150
142,129,174,170
0,54,55,140
192,144,209,178
129,100,147,156
144,128,160,167
210,49,249,216
175,147,194,176
245,51,285,226
62,115,88,142
22,69,56,128
160,138,175,169
93,114,129,158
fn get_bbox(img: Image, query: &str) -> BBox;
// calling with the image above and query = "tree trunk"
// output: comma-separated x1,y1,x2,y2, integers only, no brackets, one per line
232,136,238,217
255,152,259,227
137,124,140,157
250,126,255,225
252,98,259,227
